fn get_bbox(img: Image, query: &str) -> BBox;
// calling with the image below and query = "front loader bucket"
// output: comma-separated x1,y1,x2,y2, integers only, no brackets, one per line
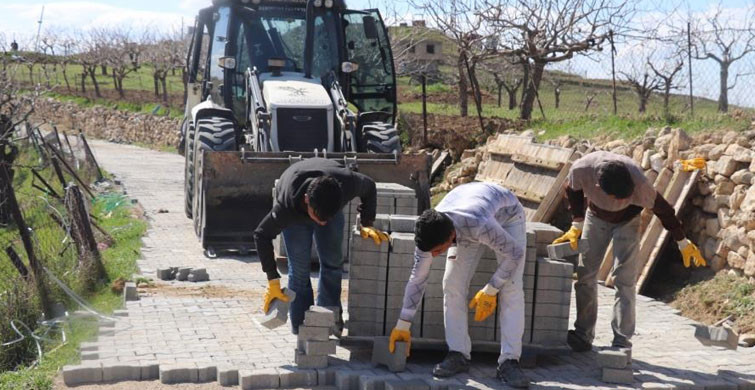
194,151,431,252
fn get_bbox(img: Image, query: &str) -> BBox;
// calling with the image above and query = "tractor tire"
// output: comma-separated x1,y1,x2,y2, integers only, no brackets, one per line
192,116,237,240
183,121,196,219
362,122,401,154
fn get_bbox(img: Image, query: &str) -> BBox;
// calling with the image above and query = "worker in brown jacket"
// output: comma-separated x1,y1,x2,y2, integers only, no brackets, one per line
553,151,705,352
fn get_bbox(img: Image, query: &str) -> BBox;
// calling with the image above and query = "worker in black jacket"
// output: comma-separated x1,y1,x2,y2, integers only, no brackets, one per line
253,158,389,333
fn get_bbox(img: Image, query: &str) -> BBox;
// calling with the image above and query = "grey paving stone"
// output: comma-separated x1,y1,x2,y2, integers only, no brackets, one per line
533,290,571,305
196,363,217,382
359,374,401,390
536,257,575,277
305,339,337,355
389,215,417,233
371,336,407,372
79,342,99,352
140,362,159,380
63,362,103,386
258,288,297,329
278,366,318,387
298,325,331,341
176,267,191,281
295,349,328,368
602,367,633,384
239,368,280,389
159,363,198,384
337,370,375,390
102,362,142,382
390,232,415,254
694,324,739,350
546,240,590,259
526,222,563,244
349,250,389,267
533,303,570,318
597,348,631,369
124,282,138,301
385,378,430,390
535,276,572,291
188,268,209,282
317,368,337,386
81,351,99,360
217,365,238,386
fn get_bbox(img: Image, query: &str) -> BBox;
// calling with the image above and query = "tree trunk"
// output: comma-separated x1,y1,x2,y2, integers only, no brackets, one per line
154,74,160,97
28,66,34,85
508,88,517,110
62,65,71,92
554,88,561,109
0,142,18,225
101,65,107,75
639,95,648,113
520,61,545,120
112,72,119,92
497,84,502,107
116,75,125,98
457,54,468,117
520,61,530,103
80,72,86,93
718,62,729,113
663,85,671,117
65,184,107,290
89,68,101,98
161,77,169,103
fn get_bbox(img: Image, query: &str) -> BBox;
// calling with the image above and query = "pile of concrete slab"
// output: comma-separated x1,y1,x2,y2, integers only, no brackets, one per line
295,306,338,369
156,267,209,282
598,348,633,384
347,219,576,349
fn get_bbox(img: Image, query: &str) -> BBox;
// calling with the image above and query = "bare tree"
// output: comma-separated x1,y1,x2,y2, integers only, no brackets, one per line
410,0,497,120
548,77,564,109
648,55,684,117
75,30,104,97
688,4,755,112
143,29,186,104
97,27,143,98
57,32,78,93
481,56,522,109
481,0,633,120
621,63,661,113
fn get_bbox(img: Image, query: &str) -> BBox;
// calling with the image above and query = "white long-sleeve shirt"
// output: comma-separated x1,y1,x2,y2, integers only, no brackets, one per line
399,182,524,322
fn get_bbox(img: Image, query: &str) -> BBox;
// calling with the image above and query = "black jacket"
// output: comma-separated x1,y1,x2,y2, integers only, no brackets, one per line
253,158,377,280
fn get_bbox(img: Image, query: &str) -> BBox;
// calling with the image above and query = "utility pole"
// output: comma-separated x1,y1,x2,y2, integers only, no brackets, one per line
34,6,45,52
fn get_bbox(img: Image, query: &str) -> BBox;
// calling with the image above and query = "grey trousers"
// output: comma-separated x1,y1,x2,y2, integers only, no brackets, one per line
574,209,641,348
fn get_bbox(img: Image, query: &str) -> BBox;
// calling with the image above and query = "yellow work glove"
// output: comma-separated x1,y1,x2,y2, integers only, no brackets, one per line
389,319,412,356
263,279,290,313
469,284,498,322
360,226,390,246
679,158,706,172
552,222,583,250
678,239,706,268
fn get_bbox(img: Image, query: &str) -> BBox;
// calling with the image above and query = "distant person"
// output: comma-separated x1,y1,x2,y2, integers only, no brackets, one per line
253,158,389,335
10,40,18,52
389,182,531,388
553,151,706,352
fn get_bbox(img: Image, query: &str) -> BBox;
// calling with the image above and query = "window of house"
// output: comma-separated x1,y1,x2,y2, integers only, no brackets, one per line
409,45,415,54
426,44,435,54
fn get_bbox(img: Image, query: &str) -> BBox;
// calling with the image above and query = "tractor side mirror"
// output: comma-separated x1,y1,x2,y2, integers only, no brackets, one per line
362,16,379,40
341,62,359,74
218,56,236,70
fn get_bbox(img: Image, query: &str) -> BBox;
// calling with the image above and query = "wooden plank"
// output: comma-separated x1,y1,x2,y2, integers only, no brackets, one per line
511,153,564,170
637,170,699,292
532,158,576,223
597,168,670,282
606,168,674,287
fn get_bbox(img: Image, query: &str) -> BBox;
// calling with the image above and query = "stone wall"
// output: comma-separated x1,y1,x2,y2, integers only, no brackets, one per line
32,98,181,148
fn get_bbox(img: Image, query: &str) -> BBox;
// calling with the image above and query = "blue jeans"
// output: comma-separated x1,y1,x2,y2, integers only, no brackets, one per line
282,210,345,332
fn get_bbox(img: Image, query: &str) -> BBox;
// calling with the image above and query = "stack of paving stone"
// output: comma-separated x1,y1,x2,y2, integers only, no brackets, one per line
295,306,338,369
598,348,633,384
156,267,209,282
347,219,575,350
273,182,417,264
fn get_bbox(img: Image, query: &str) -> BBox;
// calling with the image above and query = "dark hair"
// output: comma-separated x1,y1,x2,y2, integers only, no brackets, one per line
597,161,634,199
307,176,343,220
414,209,454,252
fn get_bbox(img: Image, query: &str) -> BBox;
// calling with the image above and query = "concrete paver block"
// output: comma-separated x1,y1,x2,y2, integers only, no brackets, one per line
298,325,331,341
385,378,430,390
535,276,572,292
597,348,631,369
526,222,563,243
304,306,335,327
389,215,417,233
602,367,633,384
239,368,280,389
159,363,198,384
63,362,103,386
317,368,337,386
295,349,328,368
124,282,138,301
176,267,191,281
305,339,337,355
390,233,415,254
546,240,590,259
337,370,374,390
196,364,217,382
258,288,296,329
217,365,238,386
536,258,575,277
156,268,173,280
102,363,141,382
188,268,209,282
694,324,739,350
140,362,159,380
359,374,401,390
278,366,318,387
371,336,407,372
81,351,99,360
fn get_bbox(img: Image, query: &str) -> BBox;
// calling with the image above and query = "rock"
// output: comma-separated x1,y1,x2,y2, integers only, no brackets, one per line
697,180,713,196
705,218,720,236
731,170,753,185
740,333,755,348
654,134,673,155
714,180,735,196
726,144,754,162
727,251,746,269
709,144,728,160
650,153,664,172
717,208,732,229
745,252,755,277
703,238,719,260
641,150,652,169
710,255,726,272
703,196,718,213
657,126,672,137
632,146,645,163
693,144,716,160
722,131,738,144
741,186,755,212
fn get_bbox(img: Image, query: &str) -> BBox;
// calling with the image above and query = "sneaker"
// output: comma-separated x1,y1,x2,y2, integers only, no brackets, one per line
497,360,531,389
567,330,592,352
432,351,470,378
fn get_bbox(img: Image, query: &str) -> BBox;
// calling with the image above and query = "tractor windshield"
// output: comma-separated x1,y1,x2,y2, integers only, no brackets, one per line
237,6,340,78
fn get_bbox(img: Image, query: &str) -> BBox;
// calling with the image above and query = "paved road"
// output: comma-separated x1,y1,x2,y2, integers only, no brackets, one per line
70,140,755,389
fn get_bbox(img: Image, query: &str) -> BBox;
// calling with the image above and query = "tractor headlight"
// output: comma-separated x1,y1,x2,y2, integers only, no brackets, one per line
251,0,261,4
324,0,333,7
314,0,323,6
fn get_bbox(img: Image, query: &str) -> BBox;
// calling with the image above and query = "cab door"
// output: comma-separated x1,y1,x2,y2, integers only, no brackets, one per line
342,10,396,124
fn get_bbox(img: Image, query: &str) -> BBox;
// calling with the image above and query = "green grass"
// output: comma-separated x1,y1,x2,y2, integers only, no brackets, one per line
672,272,755,334
0,145,146,388
47,92,183,119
